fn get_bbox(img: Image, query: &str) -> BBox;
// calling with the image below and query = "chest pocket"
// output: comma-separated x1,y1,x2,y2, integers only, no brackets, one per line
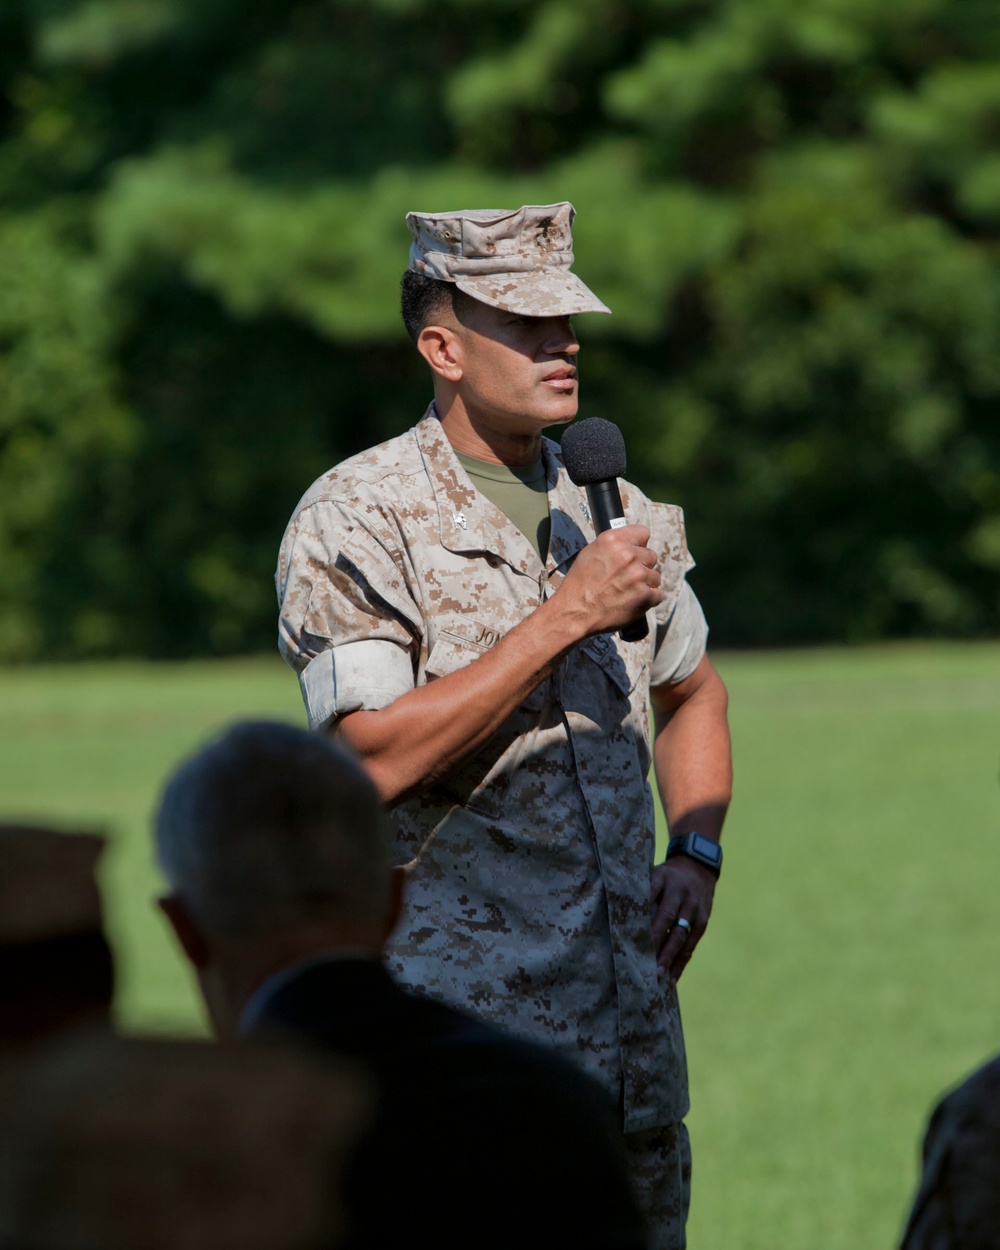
581,629,650,699
561,630,652,769
426,627,492,675
424,620,545,817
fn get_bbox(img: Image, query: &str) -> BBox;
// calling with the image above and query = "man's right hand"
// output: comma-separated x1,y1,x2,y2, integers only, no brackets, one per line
554,525,663,637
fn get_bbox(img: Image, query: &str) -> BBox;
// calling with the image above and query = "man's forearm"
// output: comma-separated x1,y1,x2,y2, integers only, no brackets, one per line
651,656,732,839
648,655,732,980
335,596,579,804
335,525,663,805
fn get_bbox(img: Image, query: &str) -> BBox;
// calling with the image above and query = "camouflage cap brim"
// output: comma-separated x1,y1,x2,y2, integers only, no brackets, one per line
406,202,612,318
454,269,611,318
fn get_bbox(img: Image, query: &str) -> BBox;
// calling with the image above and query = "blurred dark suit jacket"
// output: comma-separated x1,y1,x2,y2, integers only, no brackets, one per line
900,1053,1000,1250
245,957,646,1250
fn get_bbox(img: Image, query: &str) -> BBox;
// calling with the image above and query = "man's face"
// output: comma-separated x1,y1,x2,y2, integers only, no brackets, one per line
449,297,581,436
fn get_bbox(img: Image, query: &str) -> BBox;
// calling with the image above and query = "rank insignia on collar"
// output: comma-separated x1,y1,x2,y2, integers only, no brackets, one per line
580,500,591,521
453,511,467,530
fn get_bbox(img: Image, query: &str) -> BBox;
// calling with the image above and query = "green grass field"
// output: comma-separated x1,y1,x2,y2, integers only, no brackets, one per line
2,644,999,1249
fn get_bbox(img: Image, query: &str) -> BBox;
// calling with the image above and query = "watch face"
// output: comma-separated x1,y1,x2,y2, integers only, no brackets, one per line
692,834,721,863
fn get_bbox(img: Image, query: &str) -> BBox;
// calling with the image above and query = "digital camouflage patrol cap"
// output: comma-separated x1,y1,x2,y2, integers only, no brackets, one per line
406,202,612,318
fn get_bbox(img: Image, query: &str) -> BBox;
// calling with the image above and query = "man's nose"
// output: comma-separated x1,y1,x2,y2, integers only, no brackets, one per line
545,318,580,356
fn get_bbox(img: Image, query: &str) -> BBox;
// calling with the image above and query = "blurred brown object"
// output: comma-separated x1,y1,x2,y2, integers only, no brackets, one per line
0,824,114,1045
901,1054,1000,1250
0,824,105,944
0,1032,371,1250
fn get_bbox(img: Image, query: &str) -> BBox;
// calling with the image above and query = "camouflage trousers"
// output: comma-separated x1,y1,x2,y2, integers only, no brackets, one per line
622,1122,691,1250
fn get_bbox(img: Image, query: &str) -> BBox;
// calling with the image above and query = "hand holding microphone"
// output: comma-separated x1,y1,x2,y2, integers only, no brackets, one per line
559,418,661,642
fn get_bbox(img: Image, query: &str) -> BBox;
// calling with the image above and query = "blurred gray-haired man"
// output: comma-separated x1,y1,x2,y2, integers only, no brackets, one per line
154,720,648,1250
155,721,397,1040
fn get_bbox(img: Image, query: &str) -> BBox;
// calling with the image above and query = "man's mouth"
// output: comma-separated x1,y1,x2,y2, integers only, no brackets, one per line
541,367,577,390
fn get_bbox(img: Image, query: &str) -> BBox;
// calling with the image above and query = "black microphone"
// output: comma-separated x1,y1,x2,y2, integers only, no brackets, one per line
560,417,649,643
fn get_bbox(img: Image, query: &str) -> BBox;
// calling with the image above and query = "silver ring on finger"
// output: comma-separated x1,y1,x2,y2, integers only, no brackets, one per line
674,917,692,939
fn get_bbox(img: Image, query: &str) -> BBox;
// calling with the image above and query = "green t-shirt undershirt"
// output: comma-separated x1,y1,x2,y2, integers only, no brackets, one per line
456,451,551,563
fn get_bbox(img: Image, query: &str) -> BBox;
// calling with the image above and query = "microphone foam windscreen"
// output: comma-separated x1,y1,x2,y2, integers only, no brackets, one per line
560,418,627,486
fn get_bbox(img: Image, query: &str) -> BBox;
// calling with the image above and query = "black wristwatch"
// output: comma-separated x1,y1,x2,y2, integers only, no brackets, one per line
666,832,723,877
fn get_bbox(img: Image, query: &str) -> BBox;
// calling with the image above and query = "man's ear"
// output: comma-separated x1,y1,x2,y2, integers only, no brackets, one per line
416,324,463,382
157,895,211,970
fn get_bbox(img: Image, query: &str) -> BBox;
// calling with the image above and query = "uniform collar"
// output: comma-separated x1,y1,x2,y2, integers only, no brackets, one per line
413,406,594,576
238,948,379,1037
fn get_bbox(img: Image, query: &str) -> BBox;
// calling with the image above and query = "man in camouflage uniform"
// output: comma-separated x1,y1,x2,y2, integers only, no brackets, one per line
277,202,733,1249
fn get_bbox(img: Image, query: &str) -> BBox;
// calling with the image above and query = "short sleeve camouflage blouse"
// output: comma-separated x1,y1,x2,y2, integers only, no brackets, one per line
277,408,708,1131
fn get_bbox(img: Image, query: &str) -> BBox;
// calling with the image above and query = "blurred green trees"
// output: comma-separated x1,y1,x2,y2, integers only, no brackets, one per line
1,0,999,658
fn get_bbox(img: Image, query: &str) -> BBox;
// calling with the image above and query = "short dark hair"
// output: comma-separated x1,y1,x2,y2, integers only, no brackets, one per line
400,270,462,343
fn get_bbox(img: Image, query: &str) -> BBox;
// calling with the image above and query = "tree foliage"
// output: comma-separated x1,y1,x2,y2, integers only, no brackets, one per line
2,0,999,657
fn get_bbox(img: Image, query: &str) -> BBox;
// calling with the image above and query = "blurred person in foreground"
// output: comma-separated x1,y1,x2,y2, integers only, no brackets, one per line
0,826,368,1250
276,202,732,1248
0,1033,368,1250
0,825,114,1048
900,1054,1000,1249
154,719,646,1250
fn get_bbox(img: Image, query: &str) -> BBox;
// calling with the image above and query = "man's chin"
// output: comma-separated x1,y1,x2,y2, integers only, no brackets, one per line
539,399,579,428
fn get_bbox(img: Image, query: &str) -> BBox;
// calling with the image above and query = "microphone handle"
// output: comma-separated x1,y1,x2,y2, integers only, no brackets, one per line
585,481,650,643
